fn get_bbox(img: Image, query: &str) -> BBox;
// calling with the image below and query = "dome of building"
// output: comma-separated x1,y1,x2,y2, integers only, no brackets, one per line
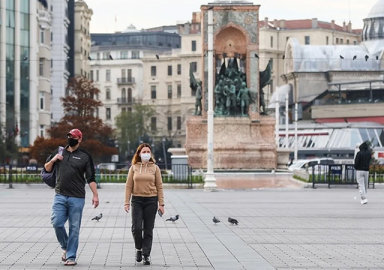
366,0,384,19
122,24,140,33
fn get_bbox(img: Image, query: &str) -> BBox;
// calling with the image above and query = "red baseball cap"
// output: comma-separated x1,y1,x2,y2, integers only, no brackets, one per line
67,129,83,139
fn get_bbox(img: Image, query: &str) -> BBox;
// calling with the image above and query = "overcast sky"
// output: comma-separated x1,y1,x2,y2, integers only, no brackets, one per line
89,0,377,33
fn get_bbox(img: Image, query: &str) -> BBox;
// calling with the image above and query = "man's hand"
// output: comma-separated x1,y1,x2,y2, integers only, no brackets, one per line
52,154,63,162
92,194,99,208
124,204,130,213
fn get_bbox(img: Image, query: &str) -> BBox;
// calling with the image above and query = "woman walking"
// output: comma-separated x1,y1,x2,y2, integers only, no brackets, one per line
124,143,164,265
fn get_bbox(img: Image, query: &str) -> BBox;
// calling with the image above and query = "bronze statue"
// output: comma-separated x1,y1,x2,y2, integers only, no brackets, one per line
194,81,202,116
237,82,250,116
259,60,272,114
214,79,224,114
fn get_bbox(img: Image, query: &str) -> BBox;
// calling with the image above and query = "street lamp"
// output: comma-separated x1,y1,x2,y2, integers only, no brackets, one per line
127,140,130,159
162,138,168,170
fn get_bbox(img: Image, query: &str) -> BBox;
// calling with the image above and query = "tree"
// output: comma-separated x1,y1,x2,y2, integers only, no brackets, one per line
115,104,156,160
0,126,19,164
30,76,117,164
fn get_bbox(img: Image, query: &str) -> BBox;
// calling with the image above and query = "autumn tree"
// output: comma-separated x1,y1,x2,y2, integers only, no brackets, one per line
115,104,156,159
30,76,117,164
0,127,19,163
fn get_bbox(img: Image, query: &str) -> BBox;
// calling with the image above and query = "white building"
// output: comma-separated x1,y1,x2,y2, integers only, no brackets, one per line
51,0,70,123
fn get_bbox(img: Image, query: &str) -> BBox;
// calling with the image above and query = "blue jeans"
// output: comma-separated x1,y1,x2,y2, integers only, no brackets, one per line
51,194,85,261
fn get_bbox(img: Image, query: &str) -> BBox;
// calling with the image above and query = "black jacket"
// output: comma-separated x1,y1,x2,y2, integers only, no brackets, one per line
48,146,95,198
354,142,372,171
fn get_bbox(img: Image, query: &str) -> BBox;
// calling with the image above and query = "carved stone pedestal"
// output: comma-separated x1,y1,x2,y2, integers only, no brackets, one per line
185,116,277,170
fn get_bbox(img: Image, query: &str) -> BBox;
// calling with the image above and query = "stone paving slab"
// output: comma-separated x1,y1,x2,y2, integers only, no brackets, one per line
1,185,384,269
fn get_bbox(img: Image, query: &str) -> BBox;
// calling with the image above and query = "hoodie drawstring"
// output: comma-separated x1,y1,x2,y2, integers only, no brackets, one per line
139,163,142,174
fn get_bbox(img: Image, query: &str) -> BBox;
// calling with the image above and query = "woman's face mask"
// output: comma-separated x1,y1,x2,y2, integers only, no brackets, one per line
141,153,151,162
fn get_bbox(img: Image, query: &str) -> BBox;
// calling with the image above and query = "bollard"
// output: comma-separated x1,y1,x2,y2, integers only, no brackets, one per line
8,164,13,189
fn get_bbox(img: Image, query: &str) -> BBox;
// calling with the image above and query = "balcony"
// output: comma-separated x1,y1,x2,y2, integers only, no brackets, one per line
38,10,51,28
117,97,136,105
117,77,135,85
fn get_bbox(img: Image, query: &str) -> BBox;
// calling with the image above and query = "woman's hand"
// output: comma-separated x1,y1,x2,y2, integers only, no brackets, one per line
158,205,164,215
124,204,130,213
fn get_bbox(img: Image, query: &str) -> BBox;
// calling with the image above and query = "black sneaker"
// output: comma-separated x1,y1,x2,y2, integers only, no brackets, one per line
143,255,151,265
136,250,142,262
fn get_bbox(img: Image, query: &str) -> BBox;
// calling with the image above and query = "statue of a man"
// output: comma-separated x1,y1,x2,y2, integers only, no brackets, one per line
214,79,224,113
225,81,237,116
237,82,250,116
260,88,266,115
194,81,202,116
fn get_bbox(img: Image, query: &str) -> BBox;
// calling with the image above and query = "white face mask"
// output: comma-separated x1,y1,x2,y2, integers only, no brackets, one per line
141,153,151,162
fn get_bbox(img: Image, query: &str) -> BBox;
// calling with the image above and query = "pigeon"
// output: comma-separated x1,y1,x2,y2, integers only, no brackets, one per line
213,216,220,224
166,215,179,222
156,54,159,60
92,213,102,221
365,55,369,61
353,55,356,60
282,55,285,60
339,55,344,59
228,217,238,225
23,56,28,61
88,56,92,60
376,55,379,60
254,53,259,59
109,55,113,60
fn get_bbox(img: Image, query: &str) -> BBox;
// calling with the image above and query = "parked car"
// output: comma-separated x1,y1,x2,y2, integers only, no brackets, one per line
288,158,335,172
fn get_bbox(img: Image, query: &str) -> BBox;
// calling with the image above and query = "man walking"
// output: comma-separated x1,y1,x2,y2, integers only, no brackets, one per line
44,129,99,266
354,142,372,205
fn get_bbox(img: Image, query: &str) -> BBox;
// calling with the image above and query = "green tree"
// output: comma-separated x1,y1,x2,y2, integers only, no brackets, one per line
115,104,156,159
30,76,117,164
0,126,19,163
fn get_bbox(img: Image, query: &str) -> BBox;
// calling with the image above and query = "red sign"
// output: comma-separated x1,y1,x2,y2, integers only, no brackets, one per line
378,152,384,158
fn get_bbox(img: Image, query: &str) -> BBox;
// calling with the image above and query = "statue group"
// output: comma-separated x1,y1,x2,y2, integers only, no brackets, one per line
190,58,272,117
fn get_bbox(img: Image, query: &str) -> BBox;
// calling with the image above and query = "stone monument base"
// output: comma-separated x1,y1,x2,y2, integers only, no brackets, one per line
185,116,277,170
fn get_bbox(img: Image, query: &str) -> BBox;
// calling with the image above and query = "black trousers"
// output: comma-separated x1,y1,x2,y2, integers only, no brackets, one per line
131,196,158,256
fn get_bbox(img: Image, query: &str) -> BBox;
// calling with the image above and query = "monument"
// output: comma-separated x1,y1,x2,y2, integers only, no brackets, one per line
185,0,277,170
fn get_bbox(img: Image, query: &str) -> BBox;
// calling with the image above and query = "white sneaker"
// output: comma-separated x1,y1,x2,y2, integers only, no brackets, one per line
361,199,368,204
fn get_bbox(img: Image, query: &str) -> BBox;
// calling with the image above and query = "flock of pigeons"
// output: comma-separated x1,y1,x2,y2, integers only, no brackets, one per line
91,213,239,225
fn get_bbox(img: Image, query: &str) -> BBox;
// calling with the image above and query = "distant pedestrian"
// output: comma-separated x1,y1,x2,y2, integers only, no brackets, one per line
44,129,99,266
354,142,372,204
124,143,164,265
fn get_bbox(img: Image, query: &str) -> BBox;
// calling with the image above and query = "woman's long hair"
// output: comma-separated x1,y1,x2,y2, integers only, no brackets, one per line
131,143,156,165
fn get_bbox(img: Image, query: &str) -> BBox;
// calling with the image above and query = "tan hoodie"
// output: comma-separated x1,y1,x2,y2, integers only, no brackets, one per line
124,162,164,205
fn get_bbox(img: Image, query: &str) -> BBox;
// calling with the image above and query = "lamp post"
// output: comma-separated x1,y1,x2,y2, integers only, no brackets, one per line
127,140,130,159
162,138,168,170
204,7,217,191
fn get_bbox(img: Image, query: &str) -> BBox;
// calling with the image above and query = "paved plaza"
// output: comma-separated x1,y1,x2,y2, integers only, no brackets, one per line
1,184,384,270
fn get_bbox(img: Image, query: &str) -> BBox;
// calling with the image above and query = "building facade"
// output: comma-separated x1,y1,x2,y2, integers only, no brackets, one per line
51,0,70,123
74,0,92,78
0,0,52,147
259,18,362,104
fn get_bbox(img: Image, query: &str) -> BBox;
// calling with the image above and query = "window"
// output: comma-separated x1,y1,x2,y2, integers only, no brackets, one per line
106,69,111,81
97,52,100,60
90,70,94,81
326,36,329,45
121,69,126,78
121,88,126,99
177,84,181,98
121,51,128,59
191,62,197,72
177,64,181,75
151,66,156,76
177,117,181,130
340,39,343,44
305,36,310,45
122,108,126,113
347,39,350,45
132,51,140,59
192,40,196,51
40,29,45,44
354,40,357,45
168,117,172,131
270,58,273,71
270,36,273,47
39,58,44,76
168,85,172,99
167,65,172,76
102,52,110,60
96,70,99,81
106,89,111,100
336,38,339,44
151,117,156,131
128,69,132,81
151,85,156,99
40,125,45,137
106,108,111,120
39,92,44,110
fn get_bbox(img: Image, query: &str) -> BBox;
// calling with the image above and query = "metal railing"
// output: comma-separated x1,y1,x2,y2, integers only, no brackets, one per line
117,97,135,104
309,164,383,188
117,78,135,84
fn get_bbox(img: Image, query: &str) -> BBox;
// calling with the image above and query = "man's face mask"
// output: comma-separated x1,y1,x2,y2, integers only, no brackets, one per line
68,137,79,147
